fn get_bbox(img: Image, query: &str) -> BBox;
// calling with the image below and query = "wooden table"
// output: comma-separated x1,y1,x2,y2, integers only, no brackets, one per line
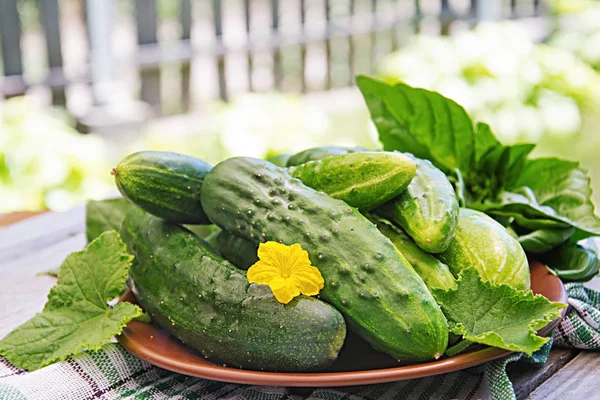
1,209,598,399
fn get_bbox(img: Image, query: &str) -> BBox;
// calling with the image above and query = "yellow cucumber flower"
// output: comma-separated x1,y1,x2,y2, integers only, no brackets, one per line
247,241,324,304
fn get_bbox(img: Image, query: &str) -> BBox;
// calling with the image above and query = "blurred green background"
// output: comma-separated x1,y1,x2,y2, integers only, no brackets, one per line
2,0,600,212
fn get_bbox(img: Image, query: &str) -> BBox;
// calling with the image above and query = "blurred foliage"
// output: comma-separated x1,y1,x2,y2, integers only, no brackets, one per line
377,22,600,145
0,98,113,212
133,92,378,166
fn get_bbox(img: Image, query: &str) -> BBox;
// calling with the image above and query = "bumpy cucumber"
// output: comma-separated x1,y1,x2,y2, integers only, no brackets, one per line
121,208,346,371
288,152,416,210
370,216,456,291
438,208,530,291
212,229,259,270
113,151,212,224
286,146,367,167
377,156,459,253
201,157,448,362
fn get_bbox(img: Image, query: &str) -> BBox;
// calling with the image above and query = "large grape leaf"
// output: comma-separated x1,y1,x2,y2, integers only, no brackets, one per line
0,231,142,370
432,268,566,355
86,198,136,242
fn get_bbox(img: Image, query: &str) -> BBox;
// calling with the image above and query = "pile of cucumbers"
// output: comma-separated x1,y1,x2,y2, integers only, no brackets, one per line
113,146,530,371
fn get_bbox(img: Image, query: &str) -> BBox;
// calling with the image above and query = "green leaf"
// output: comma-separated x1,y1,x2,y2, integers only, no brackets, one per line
432,268,566,355
517,227,575,254
356,75,475,175
541,242,600,282
0,231,142,370
477,158,600,240
86,198,137,243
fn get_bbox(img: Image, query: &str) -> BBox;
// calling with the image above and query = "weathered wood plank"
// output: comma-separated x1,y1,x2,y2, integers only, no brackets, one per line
509,348,580,400
528,352,600,400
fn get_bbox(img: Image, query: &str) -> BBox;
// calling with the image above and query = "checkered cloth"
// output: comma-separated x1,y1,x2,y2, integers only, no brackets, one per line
1,284,599,400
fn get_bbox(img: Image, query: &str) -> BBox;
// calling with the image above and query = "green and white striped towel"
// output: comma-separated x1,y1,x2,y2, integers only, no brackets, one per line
2,277,600,400
3,278,600,400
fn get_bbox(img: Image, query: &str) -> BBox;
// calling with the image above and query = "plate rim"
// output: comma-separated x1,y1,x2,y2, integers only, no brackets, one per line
116,262,568,387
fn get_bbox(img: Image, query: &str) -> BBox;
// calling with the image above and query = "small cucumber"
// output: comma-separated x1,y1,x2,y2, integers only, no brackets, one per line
371,216,456,291
288,151,416,210
212,229,259,270
201,157,448,362
286,146,367,167
121,208,346,371
438,208,530,291
377,156,459,253
113,151,212,224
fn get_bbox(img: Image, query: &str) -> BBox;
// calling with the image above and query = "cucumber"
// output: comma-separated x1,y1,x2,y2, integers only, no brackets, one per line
212,229,259,270
121,208,346,372
377,156,459,253
113,151,212,224
438,208,530,291
201,157,448,362
370,216,456,291
286,146,367,167
288,151,416,210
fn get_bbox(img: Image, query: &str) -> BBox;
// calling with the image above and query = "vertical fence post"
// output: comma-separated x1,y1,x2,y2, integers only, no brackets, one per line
440,0,452,35
213,0,227,101
244,0,253,91
348,0,355,86
370,0,378,73
271,0,281,90
0,0,27,98
300,0,307,92
135,0,161,111
414,0,422,33
325,0,332,89
39,0,66,106
87,0,115,106
180,0,192,110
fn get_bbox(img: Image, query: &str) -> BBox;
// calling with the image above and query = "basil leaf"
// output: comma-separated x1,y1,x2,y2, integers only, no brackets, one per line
541,242,600,282
356,75,475,175
517,227,575,254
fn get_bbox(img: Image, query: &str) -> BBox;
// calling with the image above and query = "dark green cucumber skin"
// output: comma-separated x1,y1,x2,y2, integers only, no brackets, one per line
286,146,367,167
121,208,346,372
288,152,416,210
212,230,259,270
201,157,448,362
377,157,459,253
371,217,456,291
114,151,212,224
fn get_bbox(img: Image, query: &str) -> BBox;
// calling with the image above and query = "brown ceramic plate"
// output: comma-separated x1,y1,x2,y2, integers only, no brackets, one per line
116,260,568,387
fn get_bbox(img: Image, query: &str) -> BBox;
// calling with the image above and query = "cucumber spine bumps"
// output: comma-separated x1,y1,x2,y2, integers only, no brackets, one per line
113,151,212,224
121,208,346,371
201,157,448,361
377,156,459,253
288,151,416,210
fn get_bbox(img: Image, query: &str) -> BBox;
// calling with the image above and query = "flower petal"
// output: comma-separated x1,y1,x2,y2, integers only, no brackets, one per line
291,266,325,296
247,260,281,285
268,277,300,304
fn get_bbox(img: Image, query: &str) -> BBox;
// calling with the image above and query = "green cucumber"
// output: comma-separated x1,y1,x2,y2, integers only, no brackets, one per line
438,208,530,291
113,151,212,224
286,146,367,167
121,208,346,372
288,151,416,210
377,156,459,253
370,216,456,291
201,157,448,362
212,229,259,270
